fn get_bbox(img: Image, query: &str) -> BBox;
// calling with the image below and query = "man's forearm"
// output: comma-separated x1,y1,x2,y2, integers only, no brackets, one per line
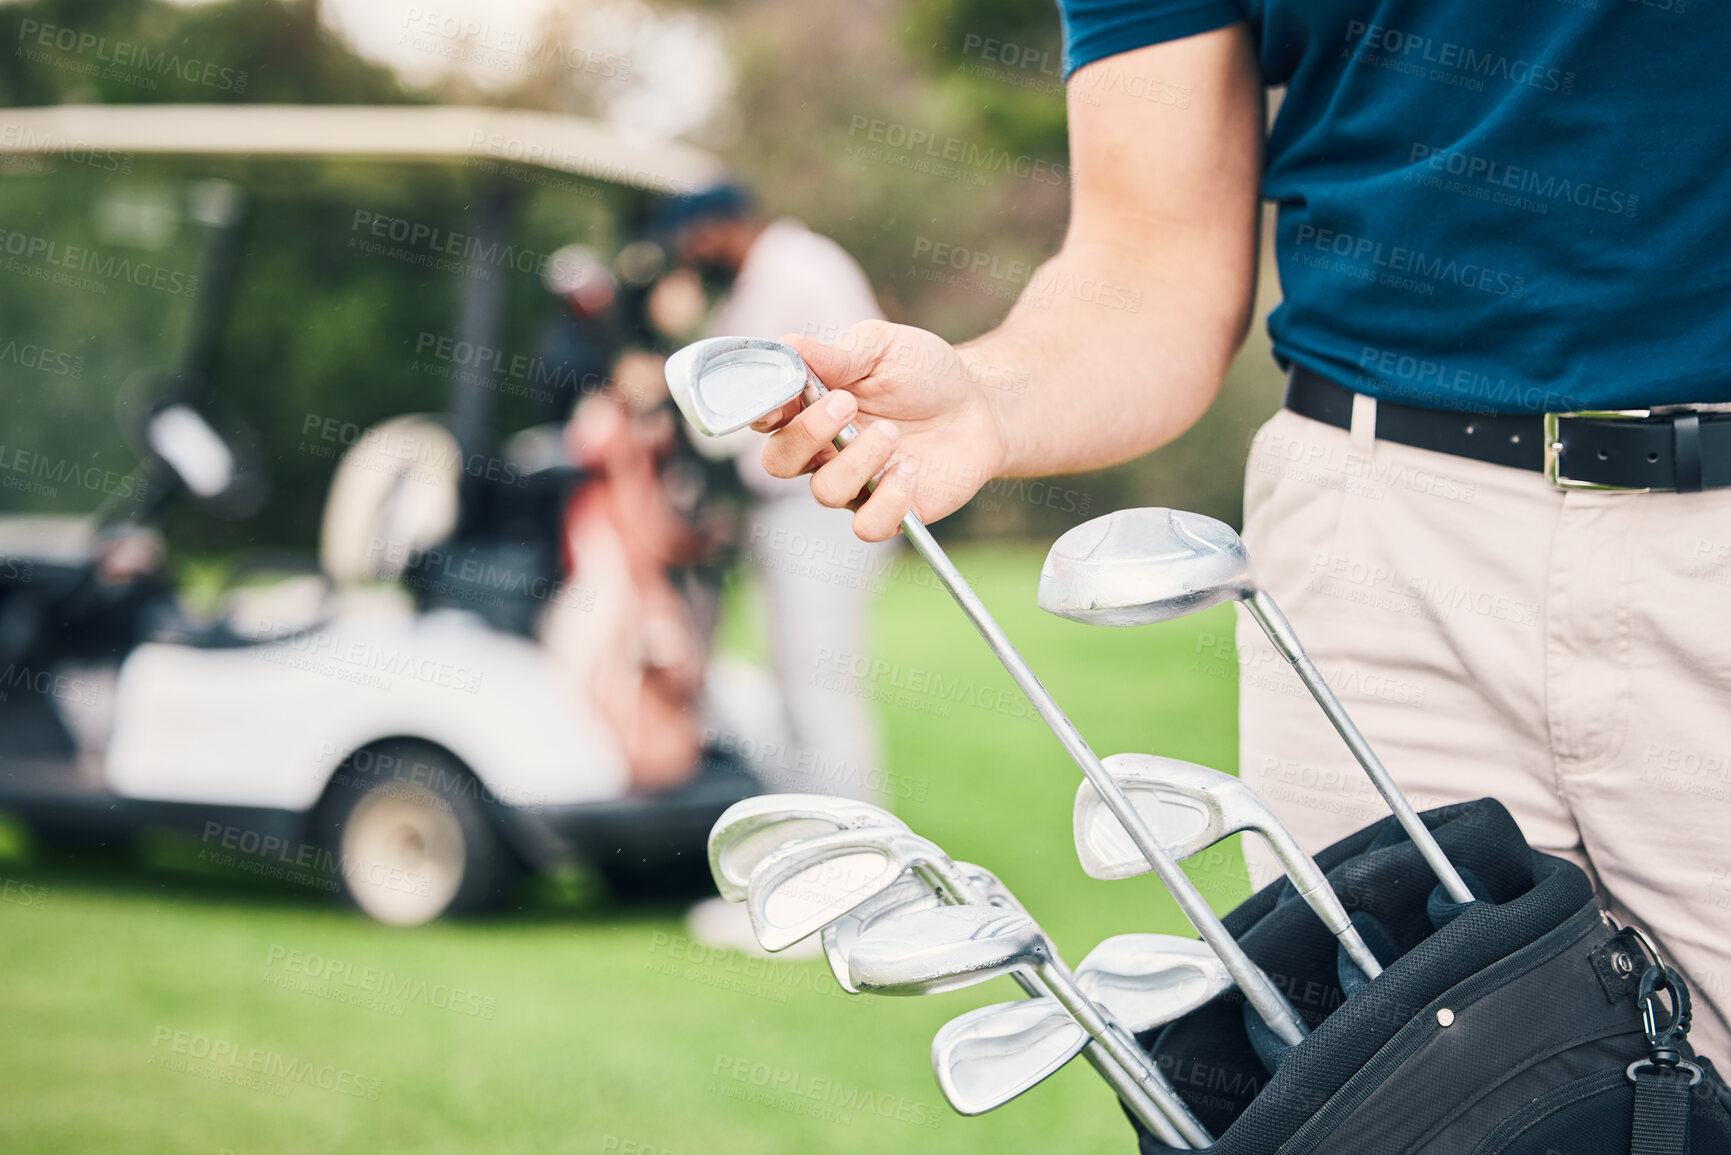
959,232,1255,480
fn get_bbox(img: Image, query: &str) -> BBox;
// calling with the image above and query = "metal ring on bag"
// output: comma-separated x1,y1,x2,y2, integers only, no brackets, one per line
1627,1058,1703,1087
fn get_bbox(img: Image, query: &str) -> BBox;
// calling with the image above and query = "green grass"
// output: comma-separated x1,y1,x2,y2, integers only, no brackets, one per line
0,544,1248,1155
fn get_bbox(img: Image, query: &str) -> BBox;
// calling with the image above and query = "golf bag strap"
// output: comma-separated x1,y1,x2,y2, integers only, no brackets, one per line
1630,1066,1692,1155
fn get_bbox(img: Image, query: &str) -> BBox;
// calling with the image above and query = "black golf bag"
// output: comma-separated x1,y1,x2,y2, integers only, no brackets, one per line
1132,799,1731,1154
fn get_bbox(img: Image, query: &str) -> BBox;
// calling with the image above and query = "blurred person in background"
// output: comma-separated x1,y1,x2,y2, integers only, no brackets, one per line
537,244,626,422
654,182,896,806
752,11,1731,1055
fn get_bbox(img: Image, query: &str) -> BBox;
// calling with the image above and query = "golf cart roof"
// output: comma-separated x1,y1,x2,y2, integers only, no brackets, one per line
0,104,724,194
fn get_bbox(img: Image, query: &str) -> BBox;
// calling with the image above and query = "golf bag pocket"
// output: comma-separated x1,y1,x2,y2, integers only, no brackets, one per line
1131,799,1731,1155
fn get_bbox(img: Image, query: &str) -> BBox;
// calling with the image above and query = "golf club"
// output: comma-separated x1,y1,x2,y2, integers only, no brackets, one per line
931,998,1088,1115
747,827,1209,1146
706,793,908,902
1074,934,1237,1034
665,336,1309,1047
1038,506,1475,906
1074,753,1384,980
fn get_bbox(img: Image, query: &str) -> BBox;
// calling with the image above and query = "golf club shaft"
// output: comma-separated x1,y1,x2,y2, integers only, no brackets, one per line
897,512,1307,1045
815,395,1308,1044
1245,591,1475,905
810,393,1308,1045
926,861,1210,1147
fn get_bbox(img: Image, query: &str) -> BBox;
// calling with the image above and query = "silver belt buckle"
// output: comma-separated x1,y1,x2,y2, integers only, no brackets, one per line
1543,409,1653,492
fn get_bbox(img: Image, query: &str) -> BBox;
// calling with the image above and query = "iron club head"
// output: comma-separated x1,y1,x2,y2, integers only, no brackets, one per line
1077,754,1383,978
932,998,1089,1115
822,861,1011,993
1037,507,1256,626
663,336,811,437
707,793,908,902
1073,935,1235,1033
745,828,962,953
1073,754,1275,881
848,905,1050,996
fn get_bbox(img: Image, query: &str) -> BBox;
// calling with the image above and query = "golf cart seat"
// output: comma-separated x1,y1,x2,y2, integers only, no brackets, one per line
320,413,462,586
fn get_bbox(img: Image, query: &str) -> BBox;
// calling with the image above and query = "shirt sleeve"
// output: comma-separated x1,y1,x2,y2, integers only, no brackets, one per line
1059,0,1243,79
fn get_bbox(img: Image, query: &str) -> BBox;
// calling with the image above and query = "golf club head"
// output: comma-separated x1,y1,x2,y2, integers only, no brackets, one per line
663,336,811,437
707,794,907,902
1038,507,1256,626
746,828,956,953
1074,935,1234,1033
822,873,945,993
822,861,1012,992
1073,753,1258,880
932,998,1089,1115
849,905,1049,996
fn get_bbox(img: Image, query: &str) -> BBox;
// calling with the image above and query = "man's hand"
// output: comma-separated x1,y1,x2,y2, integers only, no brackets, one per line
754,320,1010,541
761,24,1261,545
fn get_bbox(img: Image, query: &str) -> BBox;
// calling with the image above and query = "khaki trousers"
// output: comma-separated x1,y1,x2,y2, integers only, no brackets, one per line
1236,406,1731,1061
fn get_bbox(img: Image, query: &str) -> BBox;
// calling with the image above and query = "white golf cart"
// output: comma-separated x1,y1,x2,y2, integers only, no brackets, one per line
0,105,767,925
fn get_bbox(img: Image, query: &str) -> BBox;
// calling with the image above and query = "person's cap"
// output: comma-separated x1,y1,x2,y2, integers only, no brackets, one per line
648,181,754,250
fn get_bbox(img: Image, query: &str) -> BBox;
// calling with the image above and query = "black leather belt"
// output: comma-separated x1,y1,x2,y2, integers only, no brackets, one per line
1285,365,1731,492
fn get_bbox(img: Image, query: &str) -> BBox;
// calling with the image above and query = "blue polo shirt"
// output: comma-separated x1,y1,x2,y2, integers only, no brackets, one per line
1058,0,1731,413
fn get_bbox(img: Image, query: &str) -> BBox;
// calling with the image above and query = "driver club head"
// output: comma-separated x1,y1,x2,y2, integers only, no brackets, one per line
932,998,1089,1115
1038,507,1256,626
848,905,1050,996
663,336,811,437
1073,935,1235,1033
745,828,960,953
707,794,908,902
1072,754,1266,880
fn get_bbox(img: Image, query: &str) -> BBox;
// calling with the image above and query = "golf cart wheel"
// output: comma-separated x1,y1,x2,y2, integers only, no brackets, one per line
317,745,516,926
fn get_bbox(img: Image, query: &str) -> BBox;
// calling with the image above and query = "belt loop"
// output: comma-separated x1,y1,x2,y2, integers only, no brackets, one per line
1350,393,1378,454
1673,413,1703,493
